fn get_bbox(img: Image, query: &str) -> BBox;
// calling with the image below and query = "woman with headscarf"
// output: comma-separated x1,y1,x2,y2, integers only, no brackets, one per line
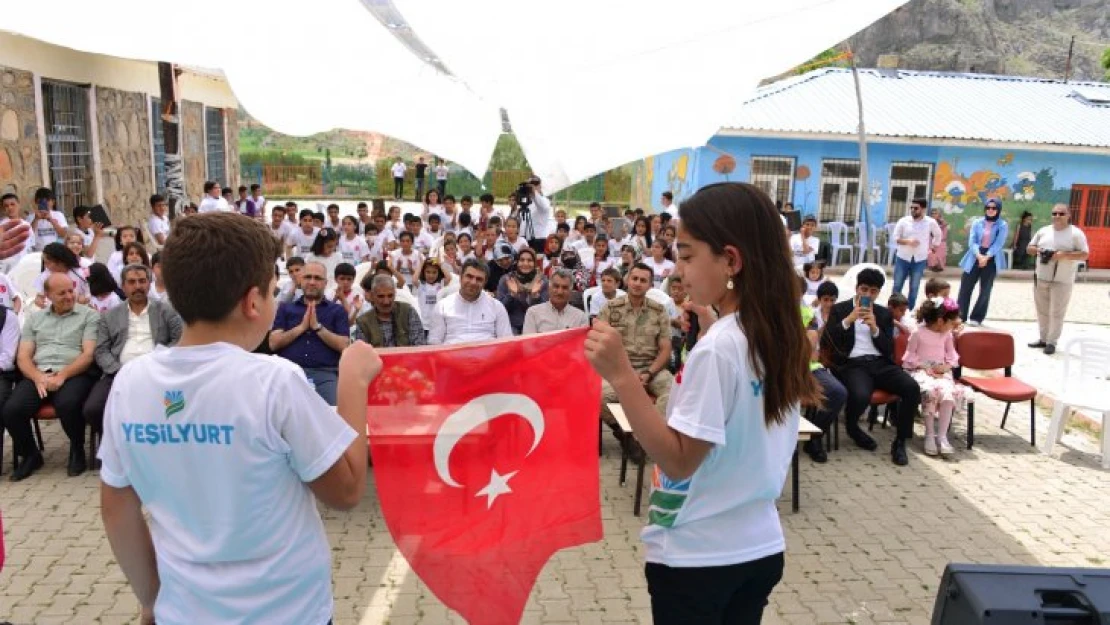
956,199,1009,326
496,247,548,335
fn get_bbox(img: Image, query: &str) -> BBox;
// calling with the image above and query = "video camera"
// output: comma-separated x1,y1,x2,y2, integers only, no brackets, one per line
1039,248,1056,264
516,181,534,211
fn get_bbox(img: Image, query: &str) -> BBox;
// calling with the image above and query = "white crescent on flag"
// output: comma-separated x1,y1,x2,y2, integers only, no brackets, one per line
432,393,545,489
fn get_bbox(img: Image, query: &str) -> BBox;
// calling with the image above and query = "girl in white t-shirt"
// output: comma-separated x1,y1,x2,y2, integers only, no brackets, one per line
642,239,675,288
34,242,91,307
411,258,450,323
108,225,142,284
386,205,404,239
87,263,122,312
584,182,819,623
456,233,476,265
305,229,342,288
338,216,371,265
500,216,530,254
66,232,94,269
422,189,444,223
389,231,424,288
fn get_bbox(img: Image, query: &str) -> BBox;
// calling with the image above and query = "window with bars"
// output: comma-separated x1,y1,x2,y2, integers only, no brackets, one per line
205,107,226,186
41,81,96,211
749,156,795,208
885,162,933,223
151,98,167,193
818,158,860,224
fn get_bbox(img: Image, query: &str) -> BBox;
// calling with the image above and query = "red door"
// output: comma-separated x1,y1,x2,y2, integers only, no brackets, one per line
1068,185,1110,269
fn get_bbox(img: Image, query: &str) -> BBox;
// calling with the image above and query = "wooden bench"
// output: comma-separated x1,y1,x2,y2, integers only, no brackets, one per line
608,404,822,515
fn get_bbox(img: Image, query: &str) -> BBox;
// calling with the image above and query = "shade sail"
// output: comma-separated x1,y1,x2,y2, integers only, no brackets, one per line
2,0,907,192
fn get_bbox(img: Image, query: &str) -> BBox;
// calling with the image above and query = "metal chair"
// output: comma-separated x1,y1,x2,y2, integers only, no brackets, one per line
1041,337,1110,468
954,330,1039,447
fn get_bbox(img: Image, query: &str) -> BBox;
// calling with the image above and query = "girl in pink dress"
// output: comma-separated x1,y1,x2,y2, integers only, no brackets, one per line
903,297,969,456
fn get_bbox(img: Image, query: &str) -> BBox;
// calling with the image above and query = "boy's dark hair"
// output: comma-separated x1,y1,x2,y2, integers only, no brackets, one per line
312,212,325,223
203,181,218,194
34,187,55,203
299,209,314,221
0,192,17,204
584,223,597,232
443,194,456,203
238,186,248,193
151,251,162,267
479,193,495,204
286,256,305,268
162,213,281,324
589,201,601,209
398,231,414,243
816,281,838,300
803,215,817,225
87,262,119,298
427,213,441,223
887,293,909,309
73,206,91,220
600,267,623,283
222,187,233,196
356,201,368,209
250,184,261,192
460,195,473,203
403,213,419,224
556,223,570,233
924,277,950,298
150,194,165,207
327,203,339,212
488,216,502,227
856,268,885,289
285,201,297,209
335,262,356,278
661,191,673,201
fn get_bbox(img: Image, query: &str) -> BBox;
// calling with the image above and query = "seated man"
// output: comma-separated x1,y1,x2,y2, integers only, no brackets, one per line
84,264,183,447
820,268,920,466
428,258,512,345
268,261,350,404
597,263,672,432
522,269,588,334
354,274,426,348
3,273,99,480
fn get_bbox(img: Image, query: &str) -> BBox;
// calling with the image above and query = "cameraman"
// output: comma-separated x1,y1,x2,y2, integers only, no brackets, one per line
1027,203,1088,355
517,176,552,250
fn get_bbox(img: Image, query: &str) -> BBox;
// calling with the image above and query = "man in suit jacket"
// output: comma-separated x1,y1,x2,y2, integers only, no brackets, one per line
820,268,920,466
84,263,182,443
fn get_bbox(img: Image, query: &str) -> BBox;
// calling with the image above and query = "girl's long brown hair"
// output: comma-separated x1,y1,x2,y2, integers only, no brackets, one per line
679,183,822,425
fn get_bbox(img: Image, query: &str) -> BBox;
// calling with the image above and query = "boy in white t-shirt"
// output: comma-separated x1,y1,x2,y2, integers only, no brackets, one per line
99,213,380,625
147,194,172,249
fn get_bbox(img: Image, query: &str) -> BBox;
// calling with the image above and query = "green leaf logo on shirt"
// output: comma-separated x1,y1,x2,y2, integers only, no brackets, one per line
163,390,185,419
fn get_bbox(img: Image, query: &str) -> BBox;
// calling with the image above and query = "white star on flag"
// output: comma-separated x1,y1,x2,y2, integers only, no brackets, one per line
475,469,518,509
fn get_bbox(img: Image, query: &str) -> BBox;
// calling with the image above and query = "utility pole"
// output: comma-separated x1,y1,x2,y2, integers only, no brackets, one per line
1064,35,1076,82
158,62,185,219
846,43,871,249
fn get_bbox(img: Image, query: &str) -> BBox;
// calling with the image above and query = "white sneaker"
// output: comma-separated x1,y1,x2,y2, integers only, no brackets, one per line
967,320,982,327
938,438,955,456
924,436,939,456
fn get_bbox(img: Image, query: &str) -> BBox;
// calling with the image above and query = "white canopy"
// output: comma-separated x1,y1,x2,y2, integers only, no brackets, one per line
2,0,907,191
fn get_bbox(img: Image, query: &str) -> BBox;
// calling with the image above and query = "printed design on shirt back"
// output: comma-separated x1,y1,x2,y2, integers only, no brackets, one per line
648,467,691,528
163,390,185,419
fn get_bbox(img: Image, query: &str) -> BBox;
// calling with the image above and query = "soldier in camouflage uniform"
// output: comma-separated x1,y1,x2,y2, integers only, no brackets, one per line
597,263,673,431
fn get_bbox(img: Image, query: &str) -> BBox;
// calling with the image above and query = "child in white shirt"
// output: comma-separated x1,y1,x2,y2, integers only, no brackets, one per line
389,231,424,288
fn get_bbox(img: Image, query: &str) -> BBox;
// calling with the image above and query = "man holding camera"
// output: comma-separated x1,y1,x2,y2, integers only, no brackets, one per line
516,176,552,250
1026,204,1088,355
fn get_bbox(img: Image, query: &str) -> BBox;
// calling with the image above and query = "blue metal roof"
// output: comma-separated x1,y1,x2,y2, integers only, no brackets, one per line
724,68,1110,149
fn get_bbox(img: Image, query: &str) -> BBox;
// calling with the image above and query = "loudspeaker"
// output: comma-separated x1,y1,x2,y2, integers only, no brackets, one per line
933,563,1110,624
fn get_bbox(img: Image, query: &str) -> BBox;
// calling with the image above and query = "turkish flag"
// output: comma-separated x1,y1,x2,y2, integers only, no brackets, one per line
367,328,603,624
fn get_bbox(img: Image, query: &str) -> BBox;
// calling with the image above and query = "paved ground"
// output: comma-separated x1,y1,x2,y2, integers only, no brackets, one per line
1,277,1107,625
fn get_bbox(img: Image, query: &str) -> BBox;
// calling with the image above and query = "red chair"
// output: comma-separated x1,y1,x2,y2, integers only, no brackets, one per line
868,332,909,431
954,330,1038,447
1,400,100,474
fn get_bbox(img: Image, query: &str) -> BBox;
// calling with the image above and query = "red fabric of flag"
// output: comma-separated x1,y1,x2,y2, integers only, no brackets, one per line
367,328,603,624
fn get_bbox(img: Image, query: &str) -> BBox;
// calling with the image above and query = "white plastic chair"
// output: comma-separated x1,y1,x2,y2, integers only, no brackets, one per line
9,252,42,301
646,288,670,306
826,222,853,266
437,281,460,303
883,223,899,266
1001,249,1013,269
835,263,886,304
353,261,375,289
853,223,881,264
1041,337,1110,468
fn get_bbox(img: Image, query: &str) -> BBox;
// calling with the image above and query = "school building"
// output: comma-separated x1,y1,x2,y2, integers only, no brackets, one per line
0,31,240,226
631,68,1110,268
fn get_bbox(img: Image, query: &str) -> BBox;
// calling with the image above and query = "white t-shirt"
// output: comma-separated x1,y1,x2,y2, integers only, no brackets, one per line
391,162,406,178
434,164,449,181
197,196,230,213
588,288,625,317
642,257,675,288
500,236,531,255
34,268,90,299
337,235,370,265
288,227,321,257
0,273,20,309
789,234,820,268
427,292,512,345
29,210,69,250
641,317,798,567
271,221,296,246
98,342,356,625
389,249,424,287
90,291,122,313
108,250,126,285
412,281,444,323
148,214,171,244
1031,224,1090,284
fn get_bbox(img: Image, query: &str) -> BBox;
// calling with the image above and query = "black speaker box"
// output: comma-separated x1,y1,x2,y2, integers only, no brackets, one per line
933,563,1110,624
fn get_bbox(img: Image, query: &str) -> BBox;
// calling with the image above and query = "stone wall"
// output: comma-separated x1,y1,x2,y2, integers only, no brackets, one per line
181,100,205,203
0,65,44,202
96,86,152,227
224,108,239,190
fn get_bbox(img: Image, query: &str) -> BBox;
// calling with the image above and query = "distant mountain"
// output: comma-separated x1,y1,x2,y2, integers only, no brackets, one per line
848,0,1108,81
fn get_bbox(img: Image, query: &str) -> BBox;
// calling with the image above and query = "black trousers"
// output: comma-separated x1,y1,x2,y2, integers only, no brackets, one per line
836,356,920,440
393,177,404,199
83,373,115,434
2,372,97,457
810,367,847,431
646,552,784,624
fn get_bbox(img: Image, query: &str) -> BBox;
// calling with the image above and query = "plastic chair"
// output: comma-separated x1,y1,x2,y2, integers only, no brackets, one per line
8,252,42,301
645,288,670,307
1041,338,1110,468
826,222,853,266
954,330,1038,447
437,281,459,303
393,286,423,322
883,223,898,266
854,223,882,264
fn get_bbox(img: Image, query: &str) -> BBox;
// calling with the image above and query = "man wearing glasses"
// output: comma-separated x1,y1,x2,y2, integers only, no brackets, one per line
268,261,350,404
1026,204,1089,355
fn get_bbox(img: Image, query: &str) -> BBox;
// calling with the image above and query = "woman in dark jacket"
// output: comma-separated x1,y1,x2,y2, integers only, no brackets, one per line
496,247,548,335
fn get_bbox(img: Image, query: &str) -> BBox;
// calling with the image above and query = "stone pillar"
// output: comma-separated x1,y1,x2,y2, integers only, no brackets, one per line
181,100,205,203
96,86,153,227
224,108,240,190
0,65,45,203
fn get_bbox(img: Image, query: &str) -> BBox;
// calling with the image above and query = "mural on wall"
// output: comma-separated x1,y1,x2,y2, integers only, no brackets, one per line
931,155,1070,266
